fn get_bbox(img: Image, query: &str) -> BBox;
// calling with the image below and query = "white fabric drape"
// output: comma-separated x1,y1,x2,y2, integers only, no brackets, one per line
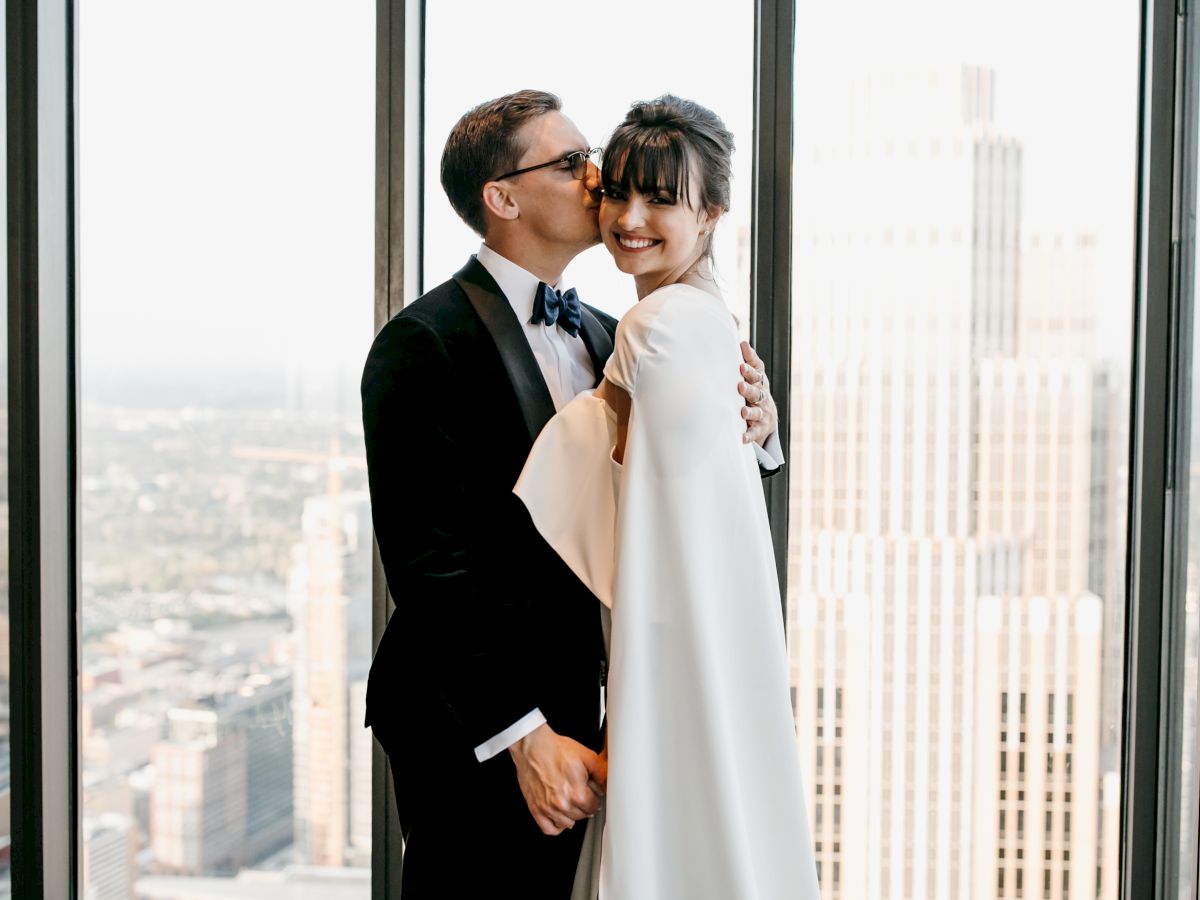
516,283,820,900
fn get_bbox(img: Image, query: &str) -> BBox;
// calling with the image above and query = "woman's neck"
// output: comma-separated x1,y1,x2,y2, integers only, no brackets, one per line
634,255,720,301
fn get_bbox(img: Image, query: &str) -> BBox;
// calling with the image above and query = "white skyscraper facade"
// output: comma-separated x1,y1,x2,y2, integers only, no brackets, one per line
789,65,1124,899
290,476,373,869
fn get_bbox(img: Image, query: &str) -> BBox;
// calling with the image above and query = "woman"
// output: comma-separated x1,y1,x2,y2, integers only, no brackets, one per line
514,95,820,899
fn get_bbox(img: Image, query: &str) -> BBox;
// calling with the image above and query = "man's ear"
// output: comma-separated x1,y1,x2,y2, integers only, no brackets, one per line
482,181,521,223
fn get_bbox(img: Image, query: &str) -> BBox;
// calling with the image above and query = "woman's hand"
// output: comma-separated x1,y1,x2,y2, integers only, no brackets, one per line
589,747,609,798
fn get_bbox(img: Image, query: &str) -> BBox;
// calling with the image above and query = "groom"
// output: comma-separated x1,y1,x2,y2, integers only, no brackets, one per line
362,89,782,898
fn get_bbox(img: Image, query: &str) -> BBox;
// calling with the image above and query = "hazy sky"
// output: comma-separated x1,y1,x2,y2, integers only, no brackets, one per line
78,0,1139,374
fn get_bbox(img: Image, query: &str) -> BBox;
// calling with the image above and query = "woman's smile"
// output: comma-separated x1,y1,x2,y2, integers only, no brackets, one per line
614,231,663,253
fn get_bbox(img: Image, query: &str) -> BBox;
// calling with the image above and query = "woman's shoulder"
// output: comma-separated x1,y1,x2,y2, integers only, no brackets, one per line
606,282,735,391
621,282,729,335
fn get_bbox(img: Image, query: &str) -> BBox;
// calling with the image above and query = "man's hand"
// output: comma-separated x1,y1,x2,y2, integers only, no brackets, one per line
738,341,778,446
509,723,605,836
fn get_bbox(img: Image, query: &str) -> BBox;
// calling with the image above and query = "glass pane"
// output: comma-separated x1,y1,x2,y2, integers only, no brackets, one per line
788,4,1138,898
0,0,10,890
1175,11,1200,897
423,3,754,331
1180,290,1200,897
79,4,374,896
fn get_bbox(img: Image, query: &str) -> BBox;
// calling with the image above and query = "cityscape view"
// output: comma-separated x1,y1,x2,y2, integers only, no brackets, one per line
48,3,1189,900
78,2,375,897
80,371,373,899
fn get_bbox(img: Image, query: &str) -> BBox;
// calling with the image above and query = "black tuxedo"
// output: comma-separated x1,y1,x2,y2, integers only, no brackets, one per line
362,256,616,898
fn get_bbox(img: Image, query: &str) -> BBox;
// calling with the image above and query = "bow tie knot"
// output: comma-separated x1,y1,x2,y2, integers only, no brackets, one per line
531,282,582,338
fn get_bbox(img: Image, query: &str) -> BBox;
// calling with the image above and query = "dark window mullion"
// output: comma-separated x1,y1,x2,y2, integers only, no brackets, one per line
373,1,422,898
1123,0,1182,896
752,0,796,605
7,0,79,897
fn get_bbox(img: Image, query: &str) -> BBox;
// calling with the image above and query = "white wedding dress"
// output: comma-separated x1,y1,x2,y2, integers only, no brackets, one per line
514,282,821,900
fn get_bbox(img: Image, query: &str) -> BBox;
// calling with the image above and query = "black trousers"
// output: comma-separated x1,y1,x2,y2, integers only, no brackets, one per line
383,740,588,899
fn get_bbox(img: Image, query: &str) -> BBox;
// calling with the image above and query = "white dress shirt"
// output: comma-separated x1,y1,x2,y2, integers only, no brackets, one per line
477,243,596,411
471,243,783,762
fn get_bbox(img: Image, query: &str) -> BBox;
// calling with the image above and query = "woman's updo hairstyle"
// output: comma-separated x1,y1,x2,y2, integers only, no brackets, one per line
601,94,735,261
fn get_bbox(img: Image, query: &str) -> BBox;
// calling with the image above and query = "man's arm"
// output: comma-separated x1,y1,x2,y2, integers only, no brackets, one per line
362,315,542,745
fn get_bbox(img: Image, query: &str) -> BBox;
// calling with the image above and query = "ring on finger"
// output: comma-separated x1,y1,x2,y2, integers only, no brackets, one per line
757,386,765,404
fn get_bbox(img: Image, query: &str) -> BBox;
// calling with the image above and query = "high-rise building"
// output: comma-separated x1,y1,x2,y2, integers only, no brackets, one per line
789,65,1121,898
970,594,1103,900
149,672,292,875
83,814,137,900
348,678,371,868
290,469,372,868
1018,233,1099,362
235,675,294,862
151,729,247,875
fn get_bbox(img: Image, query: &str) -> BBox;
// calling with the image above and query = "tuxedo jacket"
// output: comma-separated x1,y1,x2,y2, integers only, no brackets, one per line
362,256,615,808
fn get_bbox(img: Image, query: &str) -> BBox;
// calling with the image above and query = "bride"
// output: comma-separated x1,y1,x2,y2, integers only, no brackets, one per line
514,95,820,899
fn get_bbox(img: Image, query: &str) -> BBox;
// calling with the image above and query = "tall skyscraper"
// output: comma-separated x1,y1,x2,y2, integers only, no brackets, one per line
349,678,371,868
789,65,1122,899
969,594,1103,900
290,465,372,868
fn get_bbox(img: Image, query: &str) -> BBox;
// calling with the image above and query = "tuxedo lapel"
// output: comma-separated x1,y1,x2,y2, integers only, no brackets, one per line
577,306,614,386
454,256,557,444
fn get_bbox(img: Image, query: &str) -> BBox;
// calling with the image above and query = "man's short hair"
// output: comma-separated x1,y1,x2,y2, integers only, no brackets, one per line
440,90,562,237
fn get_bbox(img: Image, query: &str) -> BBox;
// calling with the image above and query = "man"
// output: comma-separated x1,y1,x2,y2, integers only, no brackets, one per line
362,90,781,898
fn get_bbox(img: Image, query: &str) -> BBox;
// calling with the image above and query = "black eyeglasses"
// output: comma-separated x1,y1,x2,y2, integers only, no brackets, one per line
491,147,602,183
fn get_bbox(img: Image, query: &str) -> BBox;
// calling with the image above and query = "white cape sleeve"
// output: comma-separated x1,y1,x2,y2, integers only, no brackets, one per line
518,285,820,899
513,391,620,610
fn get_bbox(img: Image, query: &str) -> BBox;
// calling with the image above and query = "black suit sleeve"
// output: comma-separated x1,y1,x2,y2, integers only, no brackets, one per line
362,314,541,751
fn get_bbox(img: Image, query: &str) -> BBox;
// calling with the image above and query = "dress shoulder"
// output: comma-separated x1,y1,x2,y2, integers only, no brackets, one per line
602,283,733,393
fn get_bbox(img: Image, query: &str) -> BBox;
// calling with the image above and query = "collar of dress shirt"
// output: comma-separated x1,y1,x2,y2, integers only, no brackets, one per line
476,243,561,326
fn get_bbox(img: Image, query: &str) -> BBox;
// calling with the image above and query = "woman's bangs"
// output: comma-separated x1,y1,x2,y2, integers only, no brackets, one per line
602,130,693,205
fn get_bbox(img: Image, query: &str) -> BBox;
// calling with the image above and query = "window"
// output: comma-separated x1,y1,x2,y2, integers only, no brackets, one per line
0,0,9,883
1169,11,1200,892
788,2,1136,896
78,4,374,893
4,1,1197,895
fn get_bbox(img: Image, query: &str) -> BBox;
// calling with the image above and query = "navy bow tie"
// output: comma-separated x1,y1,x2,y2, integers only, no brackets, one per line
531,282,582,338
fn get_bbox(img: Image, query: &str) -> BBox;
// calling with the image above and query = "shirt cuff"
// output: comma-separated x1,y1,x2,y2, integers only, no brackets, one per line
754,431,785,471
473,708,547,762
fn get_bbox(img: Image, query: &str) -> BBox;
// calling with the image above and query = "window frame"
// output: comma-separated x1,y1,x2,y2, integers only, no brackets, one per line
7,0,80,897
371,0,422,896
1124,0,1190,896
751,0,795,595
1144,0,1200,895
2,0,1194,896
